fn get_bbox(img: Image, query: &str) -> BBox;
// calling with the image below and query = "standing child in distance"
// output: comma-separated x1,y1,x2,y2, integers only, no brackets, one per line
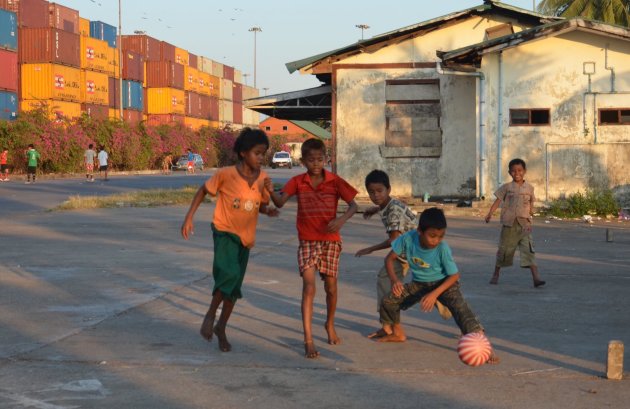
355,170,451,339
485,158,545,288
266,138,358,358
97,146,109,181
186,148,195,174
181,128,278,352
25,144,40,184
378,207,499,364
84,144,97,182
162,153,174,175
1,147,9,181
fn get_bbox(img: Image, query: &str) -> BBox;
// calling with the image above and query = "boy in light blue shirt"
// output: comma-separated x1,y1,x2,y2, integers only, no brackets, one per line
378,208,498,363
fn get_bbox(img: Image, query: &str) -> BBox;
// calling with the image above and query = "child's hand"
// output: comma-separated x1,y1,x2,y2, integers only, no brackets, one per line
484,214,492,223
355,248,371,257
264,177,274,193
391,280,404,297
420,293,438,312
326,217,345,233
181,219,194,240
362,206,379,219
266,207,279,217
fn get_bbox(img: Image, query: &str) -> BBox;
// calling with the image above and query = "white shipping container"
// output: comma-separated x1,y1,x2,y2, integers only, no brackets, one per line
198,56,213,74
234,69,242,84
219,99,233,123
220,78,233,101
212,60,223,78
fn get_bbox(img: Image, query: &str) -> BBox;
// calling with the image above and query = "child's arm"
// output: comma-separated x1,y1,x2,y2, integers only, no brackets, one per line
362,205,380,219
484,198,502,223
259,203,279,217
181,185,210,240
355,230,402,257
419,273,460,312
264,177,292,208
385,250,405,297
327,199,358,233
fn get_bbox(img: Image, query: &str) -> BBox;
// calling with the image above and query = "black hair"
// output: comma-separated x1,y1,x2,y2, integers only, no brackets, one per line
28,144,34,148
233,127,269,158
508,158,526,171
365,169,390,189
301,138,326,157
88,143,93,149
418,207,447,231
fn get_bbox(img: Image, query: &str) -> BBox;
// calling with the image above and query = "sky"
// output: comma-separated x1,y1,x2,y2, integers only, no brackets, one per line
59,0,539,95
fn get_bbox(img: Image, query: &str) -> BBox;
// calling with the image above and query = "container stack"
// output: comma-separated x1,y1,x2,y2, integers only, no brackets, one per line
0,6,18,120
77,18,111,120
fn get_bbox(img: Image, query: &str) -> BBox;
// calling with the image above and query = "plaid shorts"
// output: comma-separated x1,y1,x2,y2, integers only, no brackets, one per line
86,163,94,172
297,240,342,278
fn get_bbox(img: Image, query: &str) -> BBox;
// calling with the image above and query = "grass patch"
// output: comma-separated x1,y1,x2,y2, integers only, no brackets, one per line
543,188,620,218
54,186,203,211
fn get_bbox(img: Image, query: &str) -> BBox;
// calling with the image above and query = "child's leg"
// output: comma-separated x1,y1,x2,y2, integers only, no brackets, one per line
323,276,340,345
200,291,224,341
489,266,501,284
437,282,484,335
491,225,520,284
213,298,235,352
377,281,423,343
301,266,319,358
518,234,545,287
370,261,406,338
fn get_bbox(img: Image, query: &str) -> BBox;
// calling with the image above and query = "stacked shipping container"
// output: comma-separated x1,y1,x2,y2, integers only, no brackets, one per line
0,8,17,120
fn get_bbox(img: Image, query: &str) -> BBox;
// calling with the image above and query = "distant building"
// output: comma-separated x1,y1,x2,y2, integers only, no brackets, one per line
259,117,331,142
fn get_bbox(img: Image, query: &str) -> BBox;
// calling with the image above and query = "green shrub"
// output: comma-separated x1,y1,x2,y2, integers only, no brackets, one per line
546,189,620,217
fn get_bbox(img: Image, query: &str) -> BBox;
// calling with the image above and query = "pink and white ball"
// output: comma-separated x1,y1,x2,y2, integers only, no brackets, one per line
457,332,493,367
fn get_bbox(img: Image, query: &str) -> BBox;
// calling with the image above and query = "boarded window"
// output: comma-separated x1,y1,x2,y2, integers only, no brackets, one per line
282,125,288,131
509,109,550,126
485,23,514,40
384,79,441,151
599,108,630,125
265,126,271,131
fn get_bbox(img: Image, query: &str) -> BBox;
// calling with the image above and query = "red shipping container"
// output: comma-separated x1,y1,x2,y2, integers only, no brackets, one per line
223,64,234,81
81,103,109,120
188,52,198,68
233,82,243,103
0,49,18,92
4,0,49,28
146,114,184,126
233,102,243,125
48,2,79,34
185,91,200,118
121,34,161,61
19,28,80,67
160,40,175,62
108,76,119,108
122,109,143,123
122,50,144,82
199,94,210,118
145,61,184,89
209,96,219,121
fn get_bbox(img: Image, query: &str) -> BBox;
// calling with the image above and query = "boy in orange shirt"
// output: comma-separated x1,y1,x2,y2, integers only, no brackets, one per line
266,138,358,358
181,128,278,352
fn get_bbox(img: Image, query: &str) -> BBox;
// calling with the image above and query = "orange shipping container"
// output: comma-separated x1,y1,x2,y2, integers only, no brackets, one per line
197,71,211,96
184,65,199,93
147,88,185,115
184,117,209,130
108,47,119,78
81,70,109,105
79,17,90,37
20,63,81,102
175,47,188,66
80,36,109,73
21,99,82,120
208,74,220,98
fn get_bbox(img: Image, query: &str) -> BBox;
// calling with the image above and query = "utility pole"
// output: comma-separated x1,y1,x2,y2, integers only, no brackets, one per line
248,27,262,88
118,0,123,120
355,24,370,40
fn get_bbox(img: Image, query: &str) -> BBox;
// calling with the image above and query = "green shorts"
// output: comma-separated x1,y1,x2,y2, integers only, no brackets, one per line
496,223,536,268
211,224,250,302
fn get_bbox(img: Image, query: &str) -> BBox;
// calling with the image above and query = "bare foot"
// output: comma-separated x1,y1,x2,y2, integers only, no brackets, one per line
487,352,500,364
489,275,499,285
213,326,231,352
304,340,320,358
534,280,546,288
325,323,341,345
199,312,215,341
377,333,407,343
367,328,391,339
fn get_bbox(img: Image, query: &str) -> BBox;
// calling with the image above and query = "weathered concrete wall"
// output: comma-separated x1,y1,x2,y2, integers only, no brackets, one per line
482,31,630,200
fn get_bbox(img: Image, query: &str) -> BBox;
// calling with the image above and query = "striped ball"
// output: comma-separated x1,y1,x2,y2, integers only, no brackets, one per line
457,332,492,367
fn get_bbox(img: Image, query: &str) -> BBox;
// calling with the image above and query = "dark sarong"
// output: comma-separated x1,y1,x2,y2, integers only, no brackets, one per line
211,224,250,302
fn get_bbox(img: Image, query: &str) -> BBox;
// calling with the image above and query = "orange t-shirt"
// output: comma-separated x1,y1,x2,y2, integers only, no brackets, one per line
205,166,270,248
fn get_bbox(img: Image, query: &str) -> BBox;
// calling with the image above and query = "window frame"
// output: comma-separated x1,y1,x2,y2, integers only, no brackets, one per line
598,108,630,125
509,108,551,126
264,126,271,131
282,125,288,131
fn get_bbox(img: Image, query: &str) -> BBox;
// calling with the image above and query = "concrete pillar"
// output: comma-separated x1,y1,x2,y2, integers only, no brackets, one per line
607,340,624,380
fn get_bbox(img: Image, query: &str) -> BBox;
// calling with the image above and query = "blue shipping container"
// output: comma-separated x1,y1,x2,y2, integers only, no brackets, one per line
0,10,18,51
123,80,143,111
90,21,117,48
0,91,18,120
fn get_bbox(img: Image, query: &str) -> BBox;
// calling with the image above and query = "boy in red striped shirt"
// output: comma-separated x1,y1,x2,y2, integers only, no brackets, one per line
266,138,358,358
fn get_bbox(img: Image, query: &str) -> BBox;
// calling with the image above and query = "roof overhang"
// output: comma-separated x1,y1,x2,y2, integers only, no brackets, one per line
244,85,332,120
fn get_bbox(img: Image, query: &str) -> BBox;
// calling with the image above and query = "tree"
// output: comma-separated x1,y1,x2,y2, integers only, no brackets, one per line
538,0,630,27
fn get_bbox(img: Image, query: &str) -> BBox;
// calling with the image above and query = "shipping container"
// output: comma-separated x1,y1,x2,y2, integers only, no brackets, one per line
219,99,233,123
188,52,197,68
209,96,219,121
184,117,209,130
81,103,108,120
123,80,143,111
0,90,17,120
21,99,81,119
209,120,220,129
185,91,211,118
0,9,17,50
121,34,160,61
242,85,259,100
146,87,185,115
79,17,89,37
21,63,81,101
146,114,184,126
80,36,109,72
145,60,184,89
208,74,220,98
223,64,234,82
197,55,212,74
175,47,188,65
89,20,116,48
184,65,199,93
0,48,18,92
109,108,143,123
80,70,108,105
244,107,260,126
14,0,48,28
108,46,119,77
220,78,233,101
234,69,242,84
233,82,242,103
197,71,210,96
49,3,79,34
122,50,143,82
19,28,80,67
108,77,118,108
160,40,175,62
211,60,223,78
233,102,243,125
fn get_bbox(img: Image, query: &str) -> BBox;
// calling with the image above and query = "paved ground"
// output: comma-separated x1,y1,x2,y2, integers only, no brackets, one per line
0,174,629,408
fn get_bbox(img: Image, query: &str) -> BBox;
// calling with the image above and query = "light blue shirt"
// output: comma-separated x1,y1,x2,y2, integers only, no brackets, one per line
391,230,458,282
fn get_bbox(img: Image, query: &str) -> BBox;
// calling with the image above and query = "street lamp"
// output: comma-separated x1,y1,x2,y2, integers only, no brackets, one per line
248,26,262,88
262,87,269,96
242,73,250,86
355,24,370,40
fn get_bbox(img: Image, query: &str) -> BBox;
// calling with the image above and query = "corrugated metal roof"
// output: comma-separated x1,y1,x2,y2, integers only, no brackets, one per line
289,120,331,140
286,1,556,74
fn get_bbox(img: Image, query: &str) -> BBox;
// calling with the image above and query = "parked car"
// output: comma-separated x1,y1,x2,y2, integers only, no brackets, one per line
173,154,204,171
271,151,292,169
